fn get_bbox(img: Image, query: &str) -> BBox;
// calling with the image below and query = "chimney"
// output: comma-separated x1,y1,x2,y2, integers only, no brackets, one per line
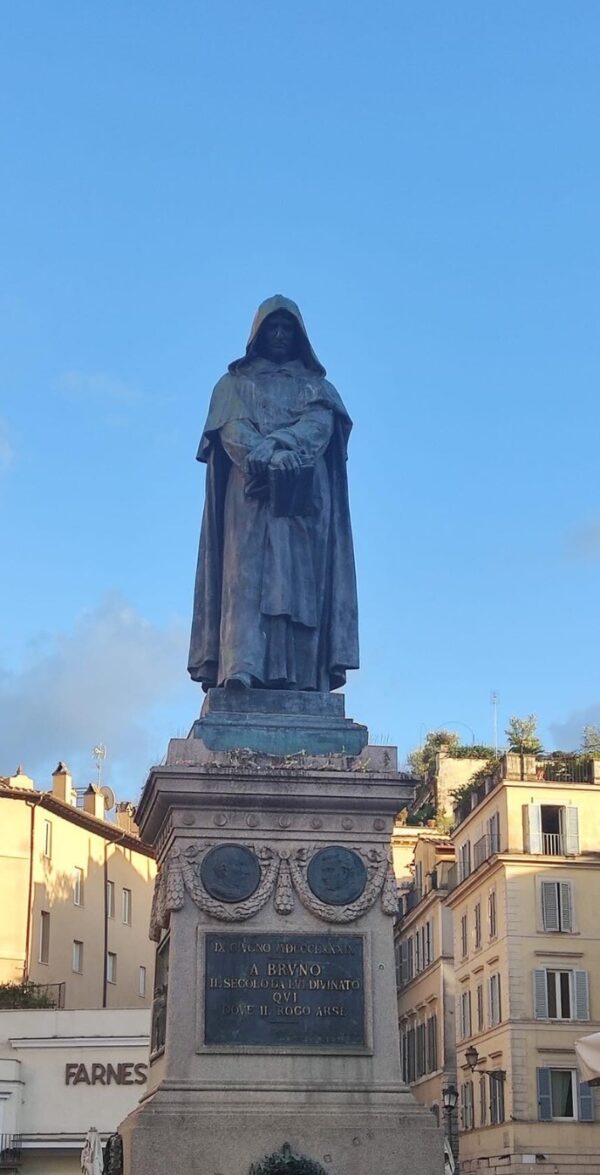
83,784,105,819
115,802,139,837
52,761,73,805
5,766,35,791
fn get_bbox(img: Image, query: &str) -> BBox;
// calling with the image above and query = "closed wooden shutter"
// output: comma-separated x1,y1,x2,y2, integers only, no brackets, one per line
537,1067,552,1121
534,968,549,1018
541,881,559,930
577,1077,594,1122
559,881,573,931
574,970,590,1021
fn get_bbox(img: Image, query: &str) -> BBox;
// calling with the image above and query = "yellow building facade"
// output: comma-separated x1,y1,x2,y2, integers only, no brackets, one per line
395,835,458,1151
447,752,600,1174
0,763,156,1011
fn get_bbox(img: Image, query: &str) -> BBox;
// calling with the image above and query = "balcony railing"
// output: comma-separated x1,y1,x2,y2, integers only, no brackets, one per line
0,1135,22,1168
0,981,65,1010
405,886,422,912
542,832,565,856
473,831,500,869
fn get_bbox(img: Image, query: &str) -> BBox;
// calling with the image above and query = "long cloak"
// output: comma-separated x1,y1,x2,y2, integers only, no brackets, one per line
187,296,359,691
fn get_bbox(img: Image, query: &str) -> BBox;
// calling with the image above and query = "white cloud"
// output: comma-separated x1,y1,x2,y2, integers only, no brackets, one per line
0,418,14,474
0,597,190,800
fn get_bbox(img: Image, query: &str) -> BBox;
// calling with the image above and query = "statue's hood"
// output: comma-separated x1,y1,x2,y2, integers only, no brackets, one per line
228,295,326,376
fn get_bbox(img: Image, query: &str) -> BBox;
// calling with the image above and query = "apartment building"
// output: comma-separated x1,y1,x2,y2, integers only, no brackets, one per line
0,762,156,1010
395,835,457,1146
446,751,600,1174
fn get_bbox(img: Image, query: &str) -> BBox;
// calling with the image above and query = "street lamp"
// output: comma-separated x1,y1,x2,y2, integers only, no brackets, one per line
442,1084,459,1113
465,1046,505,1082
442,1084,459,1172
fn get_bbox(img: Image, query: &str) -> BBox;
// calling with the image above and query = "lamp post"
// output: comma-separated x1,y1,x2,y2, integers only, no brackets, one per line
442,1083,459,1172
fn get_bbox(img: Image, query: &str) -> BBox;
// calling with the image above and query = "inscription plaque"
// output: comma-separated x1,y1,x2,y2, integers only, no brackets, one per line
204,932,365,1048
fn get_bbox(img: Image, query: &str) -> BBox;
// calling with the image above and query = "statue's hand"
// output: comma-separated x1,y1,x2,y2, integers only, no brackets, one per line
269,449,303,473
246,438,276,474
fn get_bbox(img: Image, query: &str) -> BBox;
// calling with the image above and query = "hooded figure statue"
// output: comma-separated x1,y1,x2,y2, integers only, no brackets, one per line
187,295,359,692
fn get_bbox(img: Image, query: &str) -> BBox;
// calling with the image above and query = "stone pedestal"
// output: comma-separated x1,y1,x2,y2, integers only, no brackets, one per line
120,692,443,1175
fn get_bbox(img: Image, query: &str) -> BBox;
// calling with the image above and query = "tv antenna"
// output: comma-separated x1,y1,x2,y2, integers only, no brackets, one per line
92,744,107,786
490,692,499,754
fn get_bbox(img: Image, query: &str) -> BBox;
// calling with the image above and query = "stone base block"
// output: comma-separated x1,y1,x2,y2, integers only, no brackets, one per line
121,1088,443,1175
188,688,368,757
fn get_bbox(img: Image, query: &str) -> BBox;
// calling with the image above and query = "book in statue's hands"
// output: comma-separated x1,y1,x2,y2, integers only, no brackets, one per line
268,462,314,517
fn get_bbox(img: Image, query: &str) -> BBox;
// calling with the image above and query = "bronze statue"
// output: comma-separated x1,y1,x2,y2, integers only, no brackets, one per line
188,296,359,692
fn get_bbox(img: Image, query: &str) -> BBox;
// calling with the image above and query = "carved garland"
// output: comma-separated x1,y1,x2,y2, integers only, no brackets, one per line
290,845,390,924
150,843,397,939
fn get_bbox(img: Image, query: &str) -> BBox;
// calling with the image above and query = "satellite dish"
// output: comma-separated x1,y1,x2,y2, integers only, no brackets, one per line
100,785,116,812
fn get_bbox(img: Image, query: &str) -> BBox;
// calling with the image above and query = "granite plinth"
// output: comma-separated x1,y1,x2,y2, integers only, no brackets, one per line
189,688,368,756
120,729,443,1175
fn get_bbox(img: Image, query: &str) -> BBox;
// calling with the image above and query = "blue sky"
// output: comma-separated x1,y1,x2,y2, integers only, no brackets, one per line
1,1,599,799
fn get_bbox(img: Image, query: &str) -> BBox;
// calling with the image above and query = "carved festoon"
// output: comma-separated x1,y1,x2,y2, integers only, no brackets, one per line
149,842,397,937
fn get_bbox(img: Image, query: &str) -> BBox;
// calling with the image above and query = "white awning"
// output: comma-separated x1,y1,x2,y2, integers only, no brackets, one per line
575,1032,600,1084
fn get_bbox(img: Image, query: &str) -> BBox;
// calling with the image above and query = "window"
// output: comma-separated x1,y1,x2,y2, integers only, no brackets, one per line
72,940,84,973
489,973,502,1026
139,965,147,998
488,888,497,938
416,1021,426,1078
107,951,117,984
541,880,573,932
537,1068,594,1122
534,968,589,1021
474,902,482,949
43,820,52,859
394,939,402,989
401,1024,416,1084
423,920,432,968
461,1080,474,1130
106,880,115,918
523,803,580,855
461,913,468,958
73,867,84,907
490,1074,505,1124
426,1014,438,1073
412,922,432,974
460,841,471,881
479,1074,487,1127
39,911,50,964
460,990,472,1039
476,982,484,1032
487,811,500,854
415,861,423,896
122,888,132,925
406,936,414,981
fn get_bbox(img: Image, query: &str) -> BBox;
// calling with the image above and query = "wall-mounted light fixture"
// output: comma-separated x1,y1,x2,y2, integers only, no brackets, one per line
465,1045,506,1083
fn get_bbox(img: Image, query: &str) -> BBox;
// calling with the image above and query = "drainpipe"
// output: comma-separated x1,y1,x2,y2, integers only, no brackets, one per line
103,831,127,1008
103,841,108,1007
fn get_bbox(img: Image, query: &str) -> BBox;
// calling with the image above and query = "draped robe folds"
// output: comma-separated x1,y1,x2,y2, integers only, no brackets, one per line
188,355,359,692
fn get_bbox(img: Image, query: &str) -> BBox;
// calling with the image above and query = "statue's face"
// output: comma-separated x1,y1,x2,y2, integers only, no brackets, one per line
258,311,298,364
